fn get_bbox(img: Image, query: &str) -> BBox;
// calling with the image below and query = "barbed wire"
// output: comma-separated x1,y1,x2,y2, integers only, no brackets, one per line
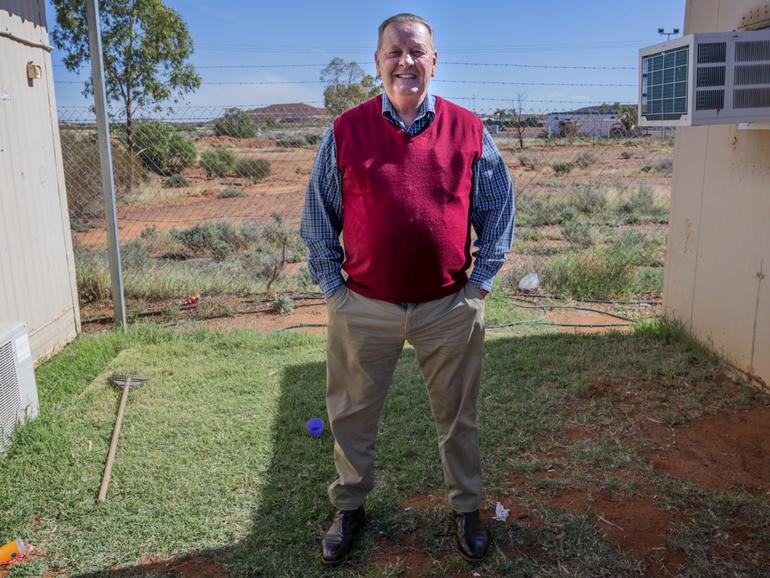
53,61,637,71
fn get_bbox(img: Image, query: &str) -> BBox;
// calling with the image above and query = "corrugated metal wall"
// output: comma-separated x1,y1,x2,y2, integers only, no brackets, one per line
0,0,80,362
665,0,770,387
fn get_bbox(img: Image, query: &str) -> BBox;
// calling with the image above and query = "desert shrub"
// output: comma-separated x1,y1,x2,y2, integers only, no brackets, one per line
631,266,664,294
572,185,608,215
640,165,653,173
574,151,597,168
121,239,152,271
172,222,245,260
133,121,196,176
214,108,257,138
517,195,574,226
654,157,673,174
234,158,271,181
552,161,574,175
163,174,189,188
276,135,307,148
608,230,663,267
543,246,635,298
240,221,262,243
75,253,110,304
217,188,245,199
263,213,308,262
304,133,324,146
272,294,295,315
561,217,594,246
60,130,145,219
200,148,236,178
517,155,542,169
620,150,632,159
615,185,658,222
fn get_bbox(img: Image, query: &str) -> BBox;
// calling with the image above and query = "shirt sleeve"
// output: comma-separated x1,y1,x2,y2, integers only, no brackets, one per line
300,127,345,299
468,127,515,292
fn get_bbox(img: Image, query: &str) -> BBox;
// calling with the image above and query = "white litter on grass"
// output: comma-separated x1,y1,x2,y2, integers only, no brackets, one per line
518,273,540,290
494,501,510,521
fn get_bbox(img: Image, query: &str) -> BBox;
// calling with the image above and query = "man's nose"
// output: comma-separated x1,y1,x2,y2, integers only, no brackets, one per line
399,53,414,67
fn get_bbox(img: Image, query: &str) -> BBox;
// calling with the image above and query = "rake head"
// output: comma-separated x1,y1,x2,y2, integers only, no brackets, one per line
108,373,148,390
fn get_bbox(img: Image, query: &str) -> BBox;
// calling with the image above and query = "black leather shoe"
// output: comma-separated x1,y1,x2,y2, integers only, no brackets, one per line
454,510,490,562
321,505,366,566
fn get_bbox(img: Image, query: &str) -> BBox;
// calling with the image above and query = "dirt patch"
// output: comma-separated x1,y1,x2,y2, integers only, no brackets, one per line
371,542,440,577
548,490,686,577
401,490,446,511
643,404,770,492
541,308,634,334
201,298,327,335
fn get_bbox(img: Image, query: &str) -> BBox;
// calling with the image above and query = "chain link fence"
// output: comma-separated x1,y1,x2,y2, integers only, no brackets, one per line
58,103,675,320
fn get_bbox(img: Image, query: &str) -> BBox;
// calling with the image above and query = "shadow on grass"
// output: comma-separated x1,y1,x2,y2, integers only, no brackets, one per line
71,329,764,577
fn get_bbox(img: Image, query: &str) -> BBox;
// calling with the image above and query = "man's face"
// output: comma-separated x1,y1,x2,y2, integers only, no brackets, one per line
375,21,437,109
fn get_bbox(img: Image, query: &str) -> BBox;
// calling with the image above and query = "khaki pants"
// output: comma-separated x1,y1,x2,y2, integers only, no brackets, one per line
325,283,485,513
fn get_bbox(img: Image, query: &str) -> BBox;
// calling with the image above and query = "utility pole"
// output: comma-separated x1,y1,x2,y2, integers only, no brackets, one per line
85,0,127,330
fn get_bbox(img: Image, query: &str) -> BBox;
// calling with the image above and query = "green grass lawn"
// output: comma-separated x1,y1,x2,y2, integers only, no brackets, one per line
1,322,768,577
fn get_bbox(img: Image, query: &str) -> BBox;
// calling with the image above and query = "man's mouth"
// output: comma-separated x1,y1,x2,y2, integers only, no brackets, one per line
395,73,417,79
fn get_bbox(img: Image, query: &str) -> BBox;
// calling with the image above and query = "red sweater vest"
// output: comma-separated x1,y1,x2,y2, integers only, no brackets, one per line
334,95,483,303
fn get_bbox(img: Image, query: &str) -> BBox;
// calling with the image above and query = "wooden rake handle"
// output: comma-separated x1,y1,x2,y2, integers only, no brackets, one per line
98,377,132,502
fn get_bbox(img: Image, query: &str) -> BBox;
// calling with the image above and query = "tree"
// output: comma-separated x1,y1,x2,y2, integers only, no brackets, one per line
214,108,257,139
509,94,528,150
321,57,379,117
51,0,201,154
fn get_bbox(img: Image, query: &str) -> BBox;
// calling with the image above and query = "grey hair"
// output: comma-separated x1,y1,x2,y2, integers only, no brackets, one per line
377,13,434,51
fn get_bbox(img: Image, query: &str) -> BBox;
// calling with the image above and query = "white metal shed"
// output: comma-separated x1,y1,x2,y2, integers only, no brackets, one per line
0,0,80,362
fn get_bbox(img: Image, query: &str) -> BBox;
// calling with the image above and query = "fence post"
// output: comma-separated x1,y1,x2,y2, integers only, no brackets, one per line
85,0,126,330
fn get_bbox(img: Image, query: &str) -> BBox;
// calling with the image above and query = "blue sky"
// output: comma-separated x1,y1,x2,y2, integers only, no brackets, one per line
47,0,685,113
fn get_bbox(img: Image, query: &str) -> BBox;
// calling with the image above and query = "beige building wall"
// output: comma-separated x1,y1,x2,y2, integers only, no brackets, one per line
0,1,80,362
665,0,770,385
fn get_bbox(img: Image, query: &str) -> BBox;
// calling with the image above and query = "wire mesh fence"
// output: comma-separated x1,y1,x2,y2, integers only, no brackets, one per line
59,102,675,319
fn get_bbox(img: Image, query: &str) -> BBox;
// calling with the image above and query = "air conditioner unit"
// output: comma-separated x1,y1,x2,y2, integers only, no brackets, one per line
639,28,770,127
0,322,39,453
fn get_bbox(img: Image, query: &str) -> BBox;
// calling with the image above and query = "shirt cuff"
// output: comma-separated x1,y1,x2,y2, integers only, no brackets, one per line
468,264,502,293
319,274,345,300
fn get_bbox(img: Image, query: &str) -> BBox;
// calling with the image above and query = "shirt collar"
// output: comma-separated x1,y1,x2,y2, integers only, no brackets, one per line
381,93,436,127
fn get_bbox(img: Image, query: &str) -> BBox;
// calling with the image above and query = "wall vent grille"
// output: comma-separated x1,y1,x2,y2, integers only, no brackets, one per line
0,340,22,452
735,64,770,85
734,88,770,108
697,66,726,87
698,42,726,63
735,40,770,62
696,89,725,110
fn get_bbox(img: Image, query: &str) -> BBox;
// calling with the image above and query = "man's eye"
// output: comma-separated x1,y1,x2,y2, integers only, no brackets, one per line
413,51,425,57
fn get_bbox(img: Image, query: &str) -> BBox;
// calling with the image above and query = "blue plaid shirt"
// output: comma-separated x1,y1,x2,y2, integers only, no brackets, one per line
300,94,515,299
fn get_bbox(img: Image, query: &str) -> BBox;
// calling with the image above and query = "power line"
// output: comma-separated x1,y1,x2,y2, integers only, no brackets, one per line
55,79,636,87
194,39,655,53
53,61,637,71
442,61,635,71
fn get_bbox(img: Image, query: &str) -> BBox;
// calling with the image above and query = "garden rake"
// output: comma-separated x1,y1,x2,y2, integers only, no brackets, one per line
97,373,147,502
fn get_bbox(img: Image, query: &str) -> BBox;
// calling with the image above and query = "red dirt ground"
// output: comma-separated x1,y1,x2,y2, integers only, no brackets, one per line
642,405,770,492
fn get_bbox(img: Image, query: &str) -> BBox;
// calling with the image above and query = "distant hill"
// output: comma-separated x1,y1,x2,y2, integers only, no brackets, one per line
553,104,636,115
246,103,328,124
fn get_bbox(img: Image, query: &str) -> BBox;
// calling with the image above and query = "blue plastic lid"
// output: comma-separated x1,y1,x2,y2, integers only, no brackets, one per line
306,417,324,437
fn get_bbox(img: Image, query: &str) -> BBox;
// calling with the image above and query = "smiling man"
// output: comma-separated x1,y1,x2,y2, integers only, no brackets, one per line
301,13,514,565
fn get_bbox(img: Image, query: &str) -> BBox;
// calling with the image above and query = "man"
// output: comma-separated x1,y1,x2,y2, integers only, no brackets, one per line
300,13,514,565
